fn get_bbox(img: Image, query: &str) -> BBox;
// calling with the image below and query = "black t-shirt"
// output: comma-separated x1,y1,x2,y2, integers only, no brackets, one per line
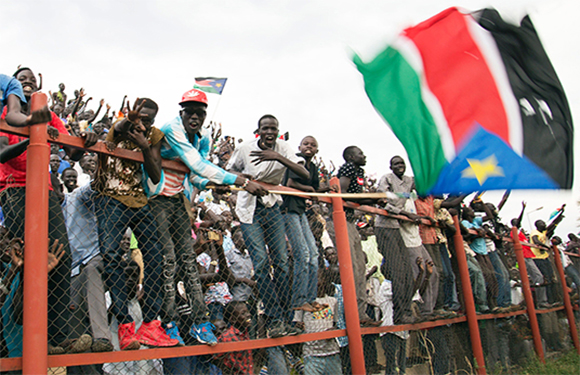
337,162,365,222
281,158,319,215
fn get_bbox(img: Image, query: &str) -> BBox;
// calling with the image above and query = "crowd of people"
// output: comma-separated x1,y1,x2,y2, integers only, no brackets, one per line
0,69,578,375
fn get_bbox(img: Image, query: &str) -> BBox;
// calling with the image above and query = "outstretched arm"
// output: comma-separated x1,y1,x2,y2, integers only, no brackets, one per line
99,103,111,123
0,136,29,163
441,194,468,209
497,190,510,212
546,206,565,238
5,95,51,127
88,99,104,123
513,201,526,228
250,148,309,180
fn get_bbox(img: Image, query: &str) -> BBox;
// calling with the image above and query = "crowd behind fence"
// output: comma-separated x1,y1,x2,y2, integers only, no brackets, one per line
0,91,578,375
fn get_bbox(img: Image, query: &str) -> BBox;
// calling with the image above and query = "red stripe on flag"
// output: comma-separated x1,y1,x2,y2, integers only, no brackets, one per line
195,80,212,87
404,8,510,147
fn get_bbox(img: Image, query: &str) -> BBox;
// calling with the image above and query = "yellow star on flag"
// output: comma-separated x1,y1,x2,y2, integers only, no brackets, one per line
461,154,504,185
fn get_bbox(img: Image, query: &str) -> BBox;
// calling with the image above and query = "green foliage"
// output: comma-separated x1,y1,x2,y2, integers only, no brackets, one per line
490,350,580,375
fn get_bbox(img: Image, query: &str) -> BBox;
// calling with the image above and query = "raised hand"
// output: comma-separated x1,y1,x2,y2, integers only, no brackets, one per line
47,239,65,273
9,239,24,269
125,98,147,132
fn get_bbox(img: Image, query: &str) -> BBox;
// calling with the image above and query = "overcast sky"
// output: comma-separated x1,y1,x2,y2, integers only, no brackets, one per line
2,0,578,237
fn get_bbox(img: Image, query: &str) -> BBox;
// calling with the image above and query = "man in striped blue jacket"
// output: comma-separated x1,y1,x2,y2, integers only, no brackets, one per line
145,89,267,348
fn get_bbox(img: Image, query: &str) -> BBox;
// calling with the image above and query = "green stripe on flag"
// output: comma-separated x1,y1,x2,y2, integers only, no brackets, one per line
353,46,448,194
194,84,220,94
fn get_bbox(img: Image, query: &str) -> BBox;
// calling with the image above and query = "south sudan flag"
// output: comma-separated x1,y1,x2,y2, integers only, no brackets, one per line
353,7,573,195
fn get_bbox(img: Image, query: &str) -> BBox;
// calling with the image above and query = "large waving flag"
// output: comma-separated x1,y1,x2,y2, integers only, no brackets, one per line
353,7,573,195
194,77,227,95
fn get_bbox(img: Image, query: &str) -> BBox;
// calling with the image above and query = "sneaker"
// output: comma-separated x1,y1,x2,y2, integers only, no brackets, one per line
445,303,462,312
118,322,141,350
135,320,180,348
537,302,551,309
285,322,303,336
267,320,287,338
48,344,65,355
164,321,185,346
65,334,93,353
91,338,114,352
190,321,218,346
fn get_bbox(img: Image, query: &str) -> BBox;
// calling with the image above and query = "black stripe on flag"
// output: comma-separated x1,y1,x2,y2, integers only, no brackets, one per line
477,8,574,189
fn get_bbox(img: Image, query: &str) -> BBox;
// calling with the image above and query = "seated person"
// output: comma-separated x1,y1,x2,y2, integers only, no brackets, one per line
213,301,254,375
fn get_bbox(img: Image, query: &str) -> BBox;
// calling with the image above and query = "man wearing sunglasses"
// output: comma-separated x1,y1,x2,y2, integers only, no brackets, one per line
145,89,267,349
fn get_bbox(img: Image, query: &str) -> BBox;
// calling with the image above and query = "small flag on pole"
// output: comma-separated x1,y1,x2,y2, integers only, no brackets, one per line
194,77,228,95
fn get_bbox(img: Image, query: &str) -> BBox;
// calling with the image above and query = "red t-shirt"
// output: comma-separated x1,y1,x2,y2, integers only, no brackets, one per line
518,230,535,259
0,109,69,191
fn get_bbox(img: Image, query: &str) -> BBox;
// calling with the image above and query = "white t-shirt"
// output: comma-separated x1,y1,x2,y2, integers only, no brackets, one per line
378,280,409,340
293,296,339,357
227,139,301,224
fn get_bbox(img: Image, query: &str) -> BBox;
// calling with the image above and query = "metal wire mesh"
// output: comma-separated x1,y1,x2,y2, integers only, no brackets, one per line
0,121,578,375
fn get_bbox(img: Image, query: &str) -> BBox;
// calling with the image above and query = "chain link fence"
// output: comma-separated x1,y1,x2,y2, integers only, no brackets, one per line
0,117,578,375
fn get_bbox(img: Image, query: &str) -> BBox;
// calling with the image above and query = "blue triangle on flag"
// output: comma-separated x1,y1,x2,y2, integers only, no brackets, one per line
428,124,558,195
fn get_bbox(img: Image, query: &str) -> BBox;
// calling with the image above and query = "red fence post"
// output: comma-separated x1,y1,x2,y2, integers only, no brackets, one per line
452,216,486,375
550,244,580,354
328,177,366,375
22,92,50,374
510,227,545,363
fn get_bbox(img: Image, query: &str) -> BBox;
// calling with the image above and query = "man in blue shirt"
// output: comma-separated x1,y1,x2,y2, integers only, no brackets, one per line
0,73,50,127
145,89,267,347
461,207,499,310
62,180,113,353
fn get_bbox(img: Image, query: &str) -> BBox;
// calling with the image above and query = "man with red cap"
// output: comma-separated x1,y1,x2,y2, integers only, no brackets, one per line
145,89,267,347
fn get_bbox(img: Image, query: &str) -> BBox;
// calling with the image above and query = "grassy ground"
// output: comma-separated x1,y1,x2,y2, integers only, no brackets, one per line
491,350,580,375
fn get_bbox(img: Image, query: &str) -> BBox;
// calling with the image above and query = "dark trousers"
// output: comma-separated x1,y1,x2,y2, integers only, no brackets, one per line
475,253,499,309
0,187,70,346
381,333,406,375
375,227,414,322
534,258,562,303
150,194,209,328
95,195,163,324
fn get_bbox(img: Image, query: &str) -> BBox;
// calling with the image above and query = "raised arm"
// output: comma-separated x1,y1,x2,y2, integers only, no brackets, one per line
88,99,104,123
513,201,526,228
497,190,510,212
441,194,468,209
546,205,565,238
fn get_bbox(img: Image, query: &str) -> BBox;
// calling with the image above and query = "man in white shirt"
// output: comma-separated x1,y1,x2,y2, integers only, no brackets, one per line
227,114,309,338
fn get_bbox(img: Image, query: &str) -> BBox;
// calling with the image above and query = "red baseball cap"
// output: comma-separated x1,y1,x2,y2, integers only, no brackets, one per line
179,89,209,106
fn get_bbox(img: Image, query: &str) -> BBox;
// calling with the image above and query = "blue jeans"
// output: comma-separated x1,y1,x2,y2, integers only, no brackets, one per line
284,212,319,308
95,196,163,324
241,202,290,321
439,243,460,308
488,251,511,307
268,346,289,375
304,354,342,375
565,265,580,294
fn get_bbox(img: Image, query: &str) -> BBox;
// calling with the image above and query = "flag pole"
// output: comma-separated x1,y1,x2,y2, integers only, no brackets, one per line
207,94,224,126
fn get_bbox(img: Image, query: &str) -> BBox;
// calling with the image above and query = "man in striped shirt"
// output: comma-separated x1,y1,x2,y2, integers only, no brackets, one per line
145,89,266,346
